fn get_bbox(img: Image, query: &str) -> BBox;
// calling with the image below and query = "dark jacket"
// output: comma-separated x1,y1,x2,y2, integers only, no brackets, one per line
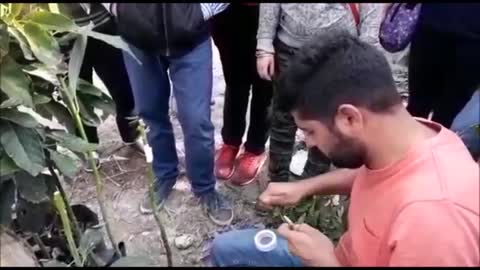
115,3,209,57
58,4,111,28
420,4,480,40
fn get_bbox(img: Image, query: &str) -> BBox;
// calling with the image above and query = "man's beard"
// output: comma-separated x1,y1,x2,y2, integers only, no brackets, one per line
328,131,367,169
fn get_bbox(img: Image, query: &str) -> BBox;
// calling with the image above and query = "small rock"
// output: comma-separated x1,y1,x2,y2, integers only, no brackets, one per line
175,234,195,250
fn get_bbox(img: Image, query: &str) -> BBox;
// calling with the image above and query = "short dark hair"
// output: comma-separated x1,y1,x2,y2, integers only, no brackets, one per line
277,30,401,123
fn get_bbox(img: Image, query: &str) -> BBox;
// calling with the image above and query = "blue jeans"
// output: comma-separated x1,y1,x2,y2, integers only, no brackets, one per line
451,90,480,161
211,229,304,267
123,39,215,196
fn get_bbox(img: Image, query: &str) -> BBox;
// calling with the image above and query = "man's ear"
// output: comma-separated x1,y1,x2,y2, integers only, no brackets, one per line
334,104,364,135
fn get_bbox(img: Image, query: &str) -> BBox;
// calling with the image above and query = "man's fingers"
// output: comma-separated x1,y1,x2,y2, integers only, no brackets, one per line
277,223,296,239
267,61,275,78
294,223,318,234
256,199,273,210
262,69,271,81
260,68,270,81
259,193,286,207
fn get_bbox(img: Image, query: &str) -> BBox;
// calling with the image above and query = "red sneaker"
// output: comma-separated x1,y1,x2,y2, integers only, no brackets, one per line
215,144,240,180
231,151,267,186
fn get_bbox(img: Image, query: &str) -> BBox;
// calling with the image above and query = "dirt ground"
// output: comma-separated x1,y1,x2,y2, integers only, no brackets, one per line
65,44,409,266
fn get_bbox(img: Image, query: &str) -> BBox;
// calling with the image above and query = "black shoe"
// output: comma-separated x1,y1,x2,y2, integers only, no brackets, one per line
199,191,234,226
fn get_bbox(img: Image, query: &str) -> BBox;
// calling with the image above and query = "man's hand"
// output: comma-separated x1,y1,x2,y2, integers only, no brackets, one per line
256,54,275,81
277,223,341,267
257,181,307,210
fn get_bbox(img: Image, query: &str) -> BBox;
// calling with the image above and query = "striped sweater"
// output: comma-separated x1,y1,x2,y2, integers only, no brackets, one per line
257,3,385,53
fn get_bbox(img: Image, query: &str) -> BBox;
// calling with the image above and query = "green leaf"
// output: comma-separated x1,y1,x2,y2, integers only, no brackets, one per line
0,153,20,176
91,95,115,116
32,93,51,105
4,3,24,22
0,179,15,226
0,121,45,176
21,22,62,66
0,20,9,58
110,256,156,267
23,64,60,86
57,31,78,47
48,149,78,179
0,109,39,128
308,197,317,216
296,212,307,224
77,79,103,97
47,130,97,153
77,95,101,127
0,98,21,109
0,56,33,107
79,92,115,117
68,34,87,96
294,200,311,213
14,171,49,203
23,11,77,32
36,101,75,133
80,26,140,64
8,27,35,60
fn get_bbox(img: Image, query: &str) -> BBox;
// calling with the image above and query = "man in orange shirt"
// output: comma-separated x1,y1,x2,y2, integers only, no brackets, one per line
210,31,480,266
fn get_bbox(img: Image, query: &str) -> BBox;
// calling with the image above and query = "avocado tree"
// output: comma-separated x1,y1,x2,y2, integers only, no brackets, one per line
0,3,157,266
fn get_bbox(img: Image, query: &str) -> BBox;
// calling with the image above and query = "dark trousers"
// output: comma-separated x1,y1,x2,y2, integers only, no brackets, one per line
269,39,331,182
211,4,273,155
408,24,480,128
80,19,138,144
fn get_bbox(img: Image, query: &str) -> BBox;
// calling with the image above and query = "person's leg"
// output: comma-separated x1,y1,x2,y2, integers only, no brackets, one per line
89,20,139,143
431,37,480,127
244,4,273,155
169,38,233,225
123,46,178,213
211,5,251,180
302,148,331,178
269,40,331,181
75,38,102,172
211,229,303,267
451,90,480,160
407,25,447,119
268,40,299,182
246,79,272,155
169,39,215,196
211,5,251,149
77,40,99,144
231,4,273,185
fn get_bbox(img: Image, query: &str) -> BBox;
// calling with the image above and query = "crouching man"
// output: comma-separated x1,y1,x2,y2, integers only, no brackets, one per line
210,31,480,266
103,3,234,226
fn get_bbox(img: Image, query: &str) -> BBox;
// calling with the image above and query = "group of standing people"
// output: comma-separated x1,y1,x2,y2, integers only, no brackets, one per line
59,3,479,266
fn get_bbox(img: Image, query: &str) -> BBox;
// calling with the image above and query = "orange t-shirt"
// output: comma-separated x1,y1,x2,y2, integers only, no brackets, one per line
335,119,480,266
